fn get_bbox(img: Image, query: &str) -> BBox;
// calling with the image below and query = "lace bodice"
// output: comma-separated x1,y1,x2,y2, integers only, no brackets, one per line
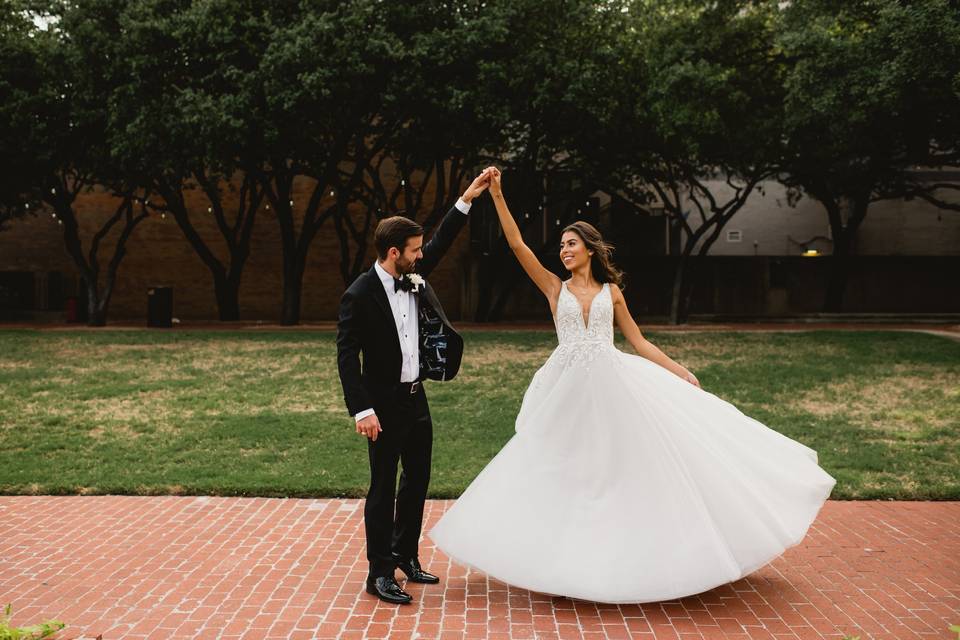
554,281,614,346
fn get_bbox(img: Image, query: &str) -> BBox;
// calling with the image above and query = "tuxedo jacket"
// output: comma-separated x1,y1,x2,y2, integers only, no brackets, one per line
336,206,466,417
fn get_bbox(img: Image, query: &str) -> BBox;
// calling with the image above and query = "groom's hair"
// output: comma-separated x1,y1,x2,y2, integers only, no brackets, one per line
375,215,424,259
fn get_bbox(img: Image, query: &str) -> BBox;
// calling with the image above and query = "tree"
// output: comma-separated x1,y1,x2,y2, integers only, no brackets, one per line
0,0,150,326
0,3,39,231
462,0,626,320
575,0,784,323
109,0,271,321
248,1,402,324
341,0,507,287
778,0,960,311
260,0,506,321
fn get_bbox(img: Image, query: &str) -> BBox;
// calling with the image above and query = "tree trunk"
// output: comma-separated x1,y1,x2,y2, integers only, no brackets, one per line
280,256,305,326
822,195,868,312
82,288,104,326
215,274,242,321
161,171,262,323
53,189,147,328
668,252,689,325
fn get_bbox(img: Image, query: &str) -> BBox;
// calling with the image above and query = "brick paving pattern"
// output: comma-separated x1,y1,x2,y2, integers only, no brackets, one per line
0,497,957,640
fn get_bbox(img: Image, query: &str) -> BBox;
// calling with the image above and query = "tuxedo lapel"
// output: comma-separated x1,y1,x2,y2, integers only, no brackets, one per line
366,264,393,324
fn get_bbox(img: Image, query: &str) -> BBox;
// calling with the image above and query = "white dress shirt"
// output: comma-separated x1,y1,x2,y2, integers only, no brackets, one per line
354,198,472,422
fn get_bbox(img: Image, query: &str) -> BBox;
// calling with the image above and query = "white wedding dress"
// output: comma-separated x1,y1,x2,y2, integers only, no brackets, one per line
428,281,836,604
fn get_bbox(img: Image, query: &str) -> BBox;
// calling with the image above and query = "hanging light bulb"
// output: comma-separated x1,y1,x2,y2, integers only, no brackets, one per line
289,199,294,206
207,207,212,213
329,190,335,197
265,204,270,210
161,213,166,219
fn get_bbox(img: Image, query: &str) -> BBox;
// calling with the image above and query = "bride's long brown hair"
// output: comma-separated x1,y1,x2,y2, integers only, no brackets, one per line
561,221,625,290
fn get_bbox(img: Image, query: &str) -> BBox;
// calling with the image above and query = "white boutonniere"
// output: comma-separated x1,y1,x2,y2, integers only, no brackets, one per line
406,273,425,292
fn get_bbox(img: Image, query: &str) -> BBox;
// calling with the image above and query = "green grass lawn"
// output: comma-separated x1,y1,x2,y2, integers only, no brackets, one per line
0,329,957,499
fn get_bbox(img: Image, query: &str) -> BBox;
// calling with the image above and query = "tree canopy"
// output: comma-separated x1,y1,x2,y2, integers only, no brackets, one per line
2,0,957,323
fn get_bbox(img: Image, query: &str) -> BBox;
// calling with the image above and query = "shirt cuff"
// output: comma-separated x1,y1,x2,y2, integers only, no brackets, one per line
354,408,375,422
454,198,471,214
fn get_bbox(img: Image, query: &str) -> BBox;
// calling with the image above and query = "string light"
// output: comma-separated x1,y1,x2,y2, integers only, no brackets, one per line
289,199,294,206
207,207,212,213
329,190,335,196
265,204,270,210
161,213,166,219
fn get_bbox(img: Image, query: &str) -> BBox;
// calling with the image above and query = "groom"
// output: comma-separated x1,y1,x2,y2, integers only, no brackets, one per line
336,169,491,604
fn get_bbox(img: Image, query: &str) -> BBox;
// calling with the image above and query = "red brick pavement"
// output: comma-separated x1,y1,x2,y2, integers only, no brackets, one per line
0,497,957,640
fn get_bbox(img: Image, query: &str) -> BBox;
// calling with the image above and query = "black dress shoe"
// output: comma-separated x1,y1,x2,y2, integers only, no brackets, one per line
392,554,440,584
365,576,412,604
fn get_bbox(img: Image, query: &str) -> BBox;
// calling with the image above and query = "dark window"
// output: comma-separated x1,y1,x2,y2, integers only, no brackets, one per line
0,271,35,313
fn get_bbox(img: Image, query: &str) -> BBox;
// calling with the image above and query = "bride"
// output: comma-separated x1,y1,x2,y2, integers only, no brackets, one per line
428,167,836,604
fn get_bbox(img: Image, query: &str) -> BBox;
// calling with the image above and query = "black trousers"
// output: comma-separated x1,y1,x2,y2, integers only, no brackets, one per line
365,384,433,578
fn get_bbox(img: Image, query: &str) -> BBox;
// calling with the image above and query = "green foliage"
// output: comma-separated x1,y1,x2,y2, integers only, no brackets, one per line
778,0,960,200
0,604,64,640
0,1,57,212
1,0,958,319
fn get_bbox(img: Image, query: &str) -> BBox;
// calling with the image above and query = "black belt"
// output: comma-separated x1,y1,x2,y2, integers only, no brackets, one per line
397,381,420,394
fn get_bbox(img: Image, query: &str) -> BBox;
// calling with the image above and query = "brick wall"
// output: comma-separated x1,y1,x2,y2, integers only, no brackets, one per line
0,177,470,322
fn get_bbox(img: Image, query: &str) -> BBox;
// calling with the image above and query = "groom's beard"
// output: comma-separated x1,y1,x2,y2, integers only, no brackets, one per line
396,256,417,274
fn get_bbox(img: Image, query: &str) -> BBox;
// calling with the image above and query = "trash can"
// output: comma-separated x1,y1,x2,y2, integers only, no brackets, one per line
65,296,79,323
147,286,173,328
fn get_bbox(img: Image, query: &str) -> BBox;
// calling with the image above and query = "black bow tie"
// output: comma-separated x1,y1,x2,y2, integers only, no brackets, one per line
394,276,414,293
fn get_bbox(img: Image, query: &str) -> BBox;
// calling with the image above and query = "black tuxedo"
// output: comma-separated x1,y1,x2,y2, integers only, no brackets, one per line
336,205,467,578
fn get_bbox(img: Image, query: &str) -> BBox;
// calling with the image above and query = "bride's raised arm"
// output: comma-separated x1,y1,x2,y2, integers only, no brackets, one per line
486,167,562,302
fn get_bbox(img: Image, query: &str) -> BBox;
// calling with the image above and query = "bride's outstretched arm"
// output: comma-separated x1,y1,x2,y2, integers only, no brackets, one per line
486,167,561,301
611,286,701,387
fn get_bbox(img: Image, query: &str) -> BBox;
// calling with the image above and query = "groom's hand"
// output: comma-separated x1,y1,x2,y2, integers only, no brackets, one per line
461,168,493,203
357,414,382,441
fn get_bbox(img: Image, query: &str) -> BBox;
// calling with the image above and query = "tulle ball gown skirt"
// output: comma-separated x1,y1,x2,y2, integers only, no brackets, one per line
429,342,837,604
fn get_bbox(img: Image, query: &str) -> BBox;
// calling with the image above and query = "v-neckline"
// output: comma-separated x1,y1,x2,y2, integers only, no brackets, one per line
565,281,605,331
